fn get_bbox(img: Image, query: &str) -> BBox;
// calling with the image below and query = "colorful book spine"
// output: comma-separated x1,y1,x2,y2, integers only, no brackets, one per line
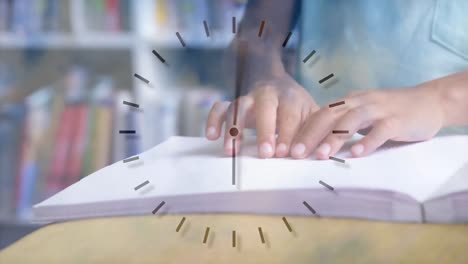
119,0,131,31
106,0,121,32
66,104,89,186
43,0,60,32
81,102,97,178
0,0,9,32
94,103,113,171
0,105,26,219
46,106,73,195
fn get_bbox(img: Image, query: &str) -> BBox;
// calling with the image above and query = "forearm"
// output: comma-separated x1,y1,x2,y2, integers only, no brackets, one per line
228,0,299,81
239,0,298,47
433,70,468,127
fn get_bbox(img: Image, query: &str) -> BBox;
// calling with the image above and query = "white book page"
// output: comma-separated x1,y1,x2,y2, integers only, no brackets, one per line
35,135,468,210
425,161,468,201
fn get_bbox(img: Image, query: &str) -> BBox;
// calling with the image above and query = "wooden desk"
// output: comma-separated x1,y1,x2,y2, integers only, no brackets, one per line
1,215,467,263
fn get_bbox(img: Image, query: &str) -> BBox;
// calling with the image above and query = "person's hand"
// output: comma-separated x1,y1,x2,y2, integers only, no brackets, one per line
206,71,319,158
289,84,445,159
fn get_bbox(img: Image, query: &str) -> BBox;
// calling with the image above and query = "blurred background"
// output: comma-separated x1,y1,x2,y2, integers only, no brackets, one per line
0,0,299,248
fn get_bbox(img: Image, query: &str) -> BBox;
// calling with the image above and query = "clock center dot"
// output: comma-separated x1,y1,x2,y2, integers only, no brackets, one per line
229,127,239,137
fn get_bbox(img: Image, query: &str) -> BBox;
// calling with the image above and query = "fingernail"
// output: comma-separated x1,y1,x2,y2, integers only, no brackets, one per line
276,143,288,156
292,143,306,158
316,143,331,157
206,126,217,138
259,142,273,158
352,144,364,156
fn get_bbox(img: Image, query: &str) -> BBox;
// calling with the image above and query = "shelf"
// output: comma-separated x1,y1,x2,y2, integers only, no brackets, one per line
143,31,234,49
0,33,234,50
0,33,135,49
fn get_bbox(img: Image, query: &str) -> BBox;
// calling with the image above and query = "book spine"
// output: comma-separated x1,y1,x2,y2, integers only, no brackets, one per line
0,0,9,32
0,119,17,218
94,104,113,171
46,107,73,195
34,86,65,203
11,0,27,34
66,104,89,186
43,0,60,32
16,161,37,219
118,0,131,31
81,104,97,178
106,0,120,32
0,105,26,219
14,112,30,210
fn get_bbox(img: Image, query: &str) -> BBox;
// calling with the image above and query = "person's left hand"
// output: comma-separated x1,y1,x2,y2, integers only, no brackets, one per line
289,83,446,159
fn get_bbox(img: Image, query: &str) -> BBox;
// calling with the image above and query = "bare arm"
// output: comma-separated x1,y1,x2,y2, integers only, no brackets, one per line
437,70,468,127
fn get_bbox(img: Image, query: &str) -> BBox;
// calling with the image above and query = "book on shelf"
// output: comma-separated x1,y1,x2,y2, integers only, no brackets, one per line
81,0,132,33
138,0,246,45
1,0,132,35
15,88,53,219
1,0,70,34
0,65,142,221
0,104,26,219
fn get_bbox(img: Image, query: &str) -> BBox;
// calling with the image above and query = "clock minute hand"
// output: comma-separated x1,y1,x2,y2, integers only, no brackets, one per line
231,40,248,186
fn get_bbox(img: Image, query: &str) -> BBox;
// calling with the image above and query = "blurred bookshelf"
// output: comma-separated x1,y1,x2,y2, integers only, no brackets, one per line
0,0,298,248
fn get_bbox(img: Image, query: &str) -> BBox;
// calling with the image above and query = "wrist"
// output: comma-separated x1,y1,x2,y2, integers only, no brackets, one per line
230,36,286,79
432,73,468,128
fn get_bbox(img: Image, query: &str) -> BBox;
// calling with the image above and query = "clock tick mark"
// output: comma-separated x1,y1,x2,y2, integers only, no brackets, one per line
152,50,166,64
258,20,265,37
134,180,150,191
258,227,266,244
123,156,139,163
203,20,210,37
232,230,236,247
282,217,293,232
319,180,335,191
302,50,316,63
329,101,345,108
232,17,236,33
152,201,165,214
303,201,317,215
176,32,186,47
319,73,335,84
176,217,186,232
332,130,349,134
133,73,150,84
119,130,136,134
123,100,139,108
203,227,210,244
282,31,292,47
329,156,345,164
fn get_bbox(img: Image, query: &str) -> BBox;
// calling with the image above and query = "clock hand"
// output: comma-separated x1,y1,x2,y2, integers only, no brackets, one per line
231,40,248,186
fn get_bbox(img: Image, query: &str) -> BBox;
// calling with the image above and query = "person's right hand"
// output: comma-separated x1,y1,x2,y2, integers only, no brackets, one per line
205,70,319,159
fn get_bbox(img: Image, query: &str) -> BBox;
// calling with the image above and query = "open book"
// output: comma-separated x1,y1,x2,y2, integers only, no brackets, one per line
34,135,468,223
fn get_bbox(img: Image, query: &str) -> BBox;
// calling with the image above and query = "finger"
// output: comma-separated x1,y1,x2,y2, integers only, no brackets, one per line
206,101,230,140
290,107,340,159
255,91,279,158
275,100,303,158
223,96,254,155
350,119,398,157
315,104,381,159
